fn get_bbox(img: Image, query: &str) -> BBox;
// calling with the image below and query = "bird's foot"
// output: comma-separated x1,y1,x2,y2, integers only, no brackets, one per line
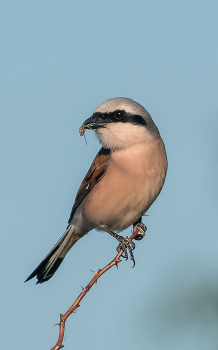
133,223,147,241
116,236,136,267
100,225,136,266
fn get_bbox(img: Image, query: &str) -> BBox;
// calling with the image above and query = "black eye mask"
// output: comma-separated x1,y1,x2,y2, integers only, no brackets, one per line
93,110,147,126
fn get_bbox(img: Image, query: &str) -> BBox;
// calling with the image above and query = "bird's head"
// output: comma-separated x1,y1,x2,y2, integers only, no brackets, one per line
80,97,160,151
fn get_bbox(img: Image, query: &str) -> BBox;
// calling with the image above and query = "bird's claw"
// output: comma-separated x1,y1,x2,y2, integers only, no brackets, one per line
116,237,136,267
100,224,139,267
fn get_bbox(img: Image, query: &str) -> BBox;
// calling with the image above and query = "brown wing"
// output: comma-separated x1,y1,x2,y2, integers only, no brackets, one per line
68,147,111,223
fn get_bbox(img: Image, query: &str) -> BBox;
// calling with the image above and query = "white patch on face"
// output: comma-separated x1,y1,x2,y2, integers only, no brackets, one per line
95,122,155,151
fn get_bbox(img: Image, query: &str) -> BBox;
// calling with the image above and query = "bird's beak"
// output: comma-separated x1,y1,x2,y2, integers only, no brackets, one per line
79,115,107,136
82,115,107,129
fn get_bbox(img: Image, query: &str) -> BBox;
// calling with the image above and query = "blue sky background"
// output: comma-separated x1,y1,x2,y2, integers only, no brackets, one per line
1,1,218,349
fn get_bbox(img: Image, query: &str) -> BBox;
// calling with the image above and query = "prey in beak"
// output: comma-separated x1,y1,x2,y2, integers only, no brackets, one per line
79,114,107,136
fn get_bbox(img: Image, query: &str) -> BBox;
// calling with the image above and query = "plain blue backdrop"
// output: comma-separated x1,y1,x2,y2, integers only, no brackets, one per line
1,1,218,349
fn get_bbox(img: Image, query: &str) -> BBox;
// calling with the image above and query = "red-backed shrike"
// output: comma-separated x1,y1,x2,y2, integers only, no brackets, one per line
25,97,167,284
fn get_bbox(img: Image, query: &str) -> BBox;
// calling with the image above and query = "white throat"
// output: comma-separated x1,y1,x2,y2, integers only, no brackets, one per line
95,122,155,151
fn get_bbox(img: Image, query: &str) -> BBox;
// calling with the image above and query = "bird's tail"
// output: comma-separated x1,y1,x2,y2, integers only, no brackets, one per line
25,224,77,284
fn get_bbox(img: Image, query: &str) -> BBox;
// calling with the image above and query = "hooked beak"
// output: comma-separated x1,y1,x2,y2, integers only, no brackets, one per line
79,115,107,137
82,115,107,130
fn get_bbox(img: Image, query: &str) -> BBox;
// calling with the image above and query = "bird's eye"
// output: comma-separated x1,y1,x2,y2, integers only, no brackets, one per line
114,110,125,120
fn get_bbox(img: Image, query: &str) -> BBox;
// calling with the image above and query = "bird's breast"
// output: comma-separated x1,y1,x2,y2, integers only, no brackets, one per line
83,139,167,231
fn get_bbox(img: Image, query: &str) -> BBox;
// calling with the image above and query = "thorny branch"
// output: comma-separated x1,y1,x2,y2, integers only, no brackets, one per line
50,226,146,350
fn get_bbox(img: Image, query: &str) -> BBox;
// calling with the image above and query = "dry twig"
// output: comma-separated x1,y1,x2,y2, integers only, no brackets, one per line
50,226,146,350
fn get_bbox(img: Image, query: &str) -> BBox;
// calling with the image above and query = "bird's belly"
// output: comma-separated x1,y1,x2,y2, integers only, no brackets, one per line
83,142,167,231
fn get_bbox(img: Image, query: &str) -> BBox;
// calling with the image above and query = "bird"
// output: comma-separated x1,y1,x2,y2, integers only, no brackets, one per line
25,97,167,284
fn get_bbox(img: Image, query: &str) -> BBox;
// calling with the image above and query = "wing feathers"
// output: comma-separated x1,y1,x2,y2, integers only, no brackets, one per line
68,147,110,223
25,147,111,283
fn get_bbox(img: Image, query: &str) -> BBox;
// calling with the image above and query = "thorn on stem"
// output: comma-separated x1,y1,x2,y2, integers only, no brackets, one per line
114,259,121,269
90,270,98,276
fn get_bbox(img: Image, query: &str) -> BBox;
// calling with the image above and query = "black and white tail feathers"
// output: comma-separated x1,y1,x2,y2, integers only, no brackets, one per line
25,225,75,284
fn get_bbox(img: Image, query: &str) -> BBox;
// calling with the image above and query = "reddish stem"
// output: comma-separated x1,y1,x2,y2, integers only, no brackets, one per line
51,228,143,350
